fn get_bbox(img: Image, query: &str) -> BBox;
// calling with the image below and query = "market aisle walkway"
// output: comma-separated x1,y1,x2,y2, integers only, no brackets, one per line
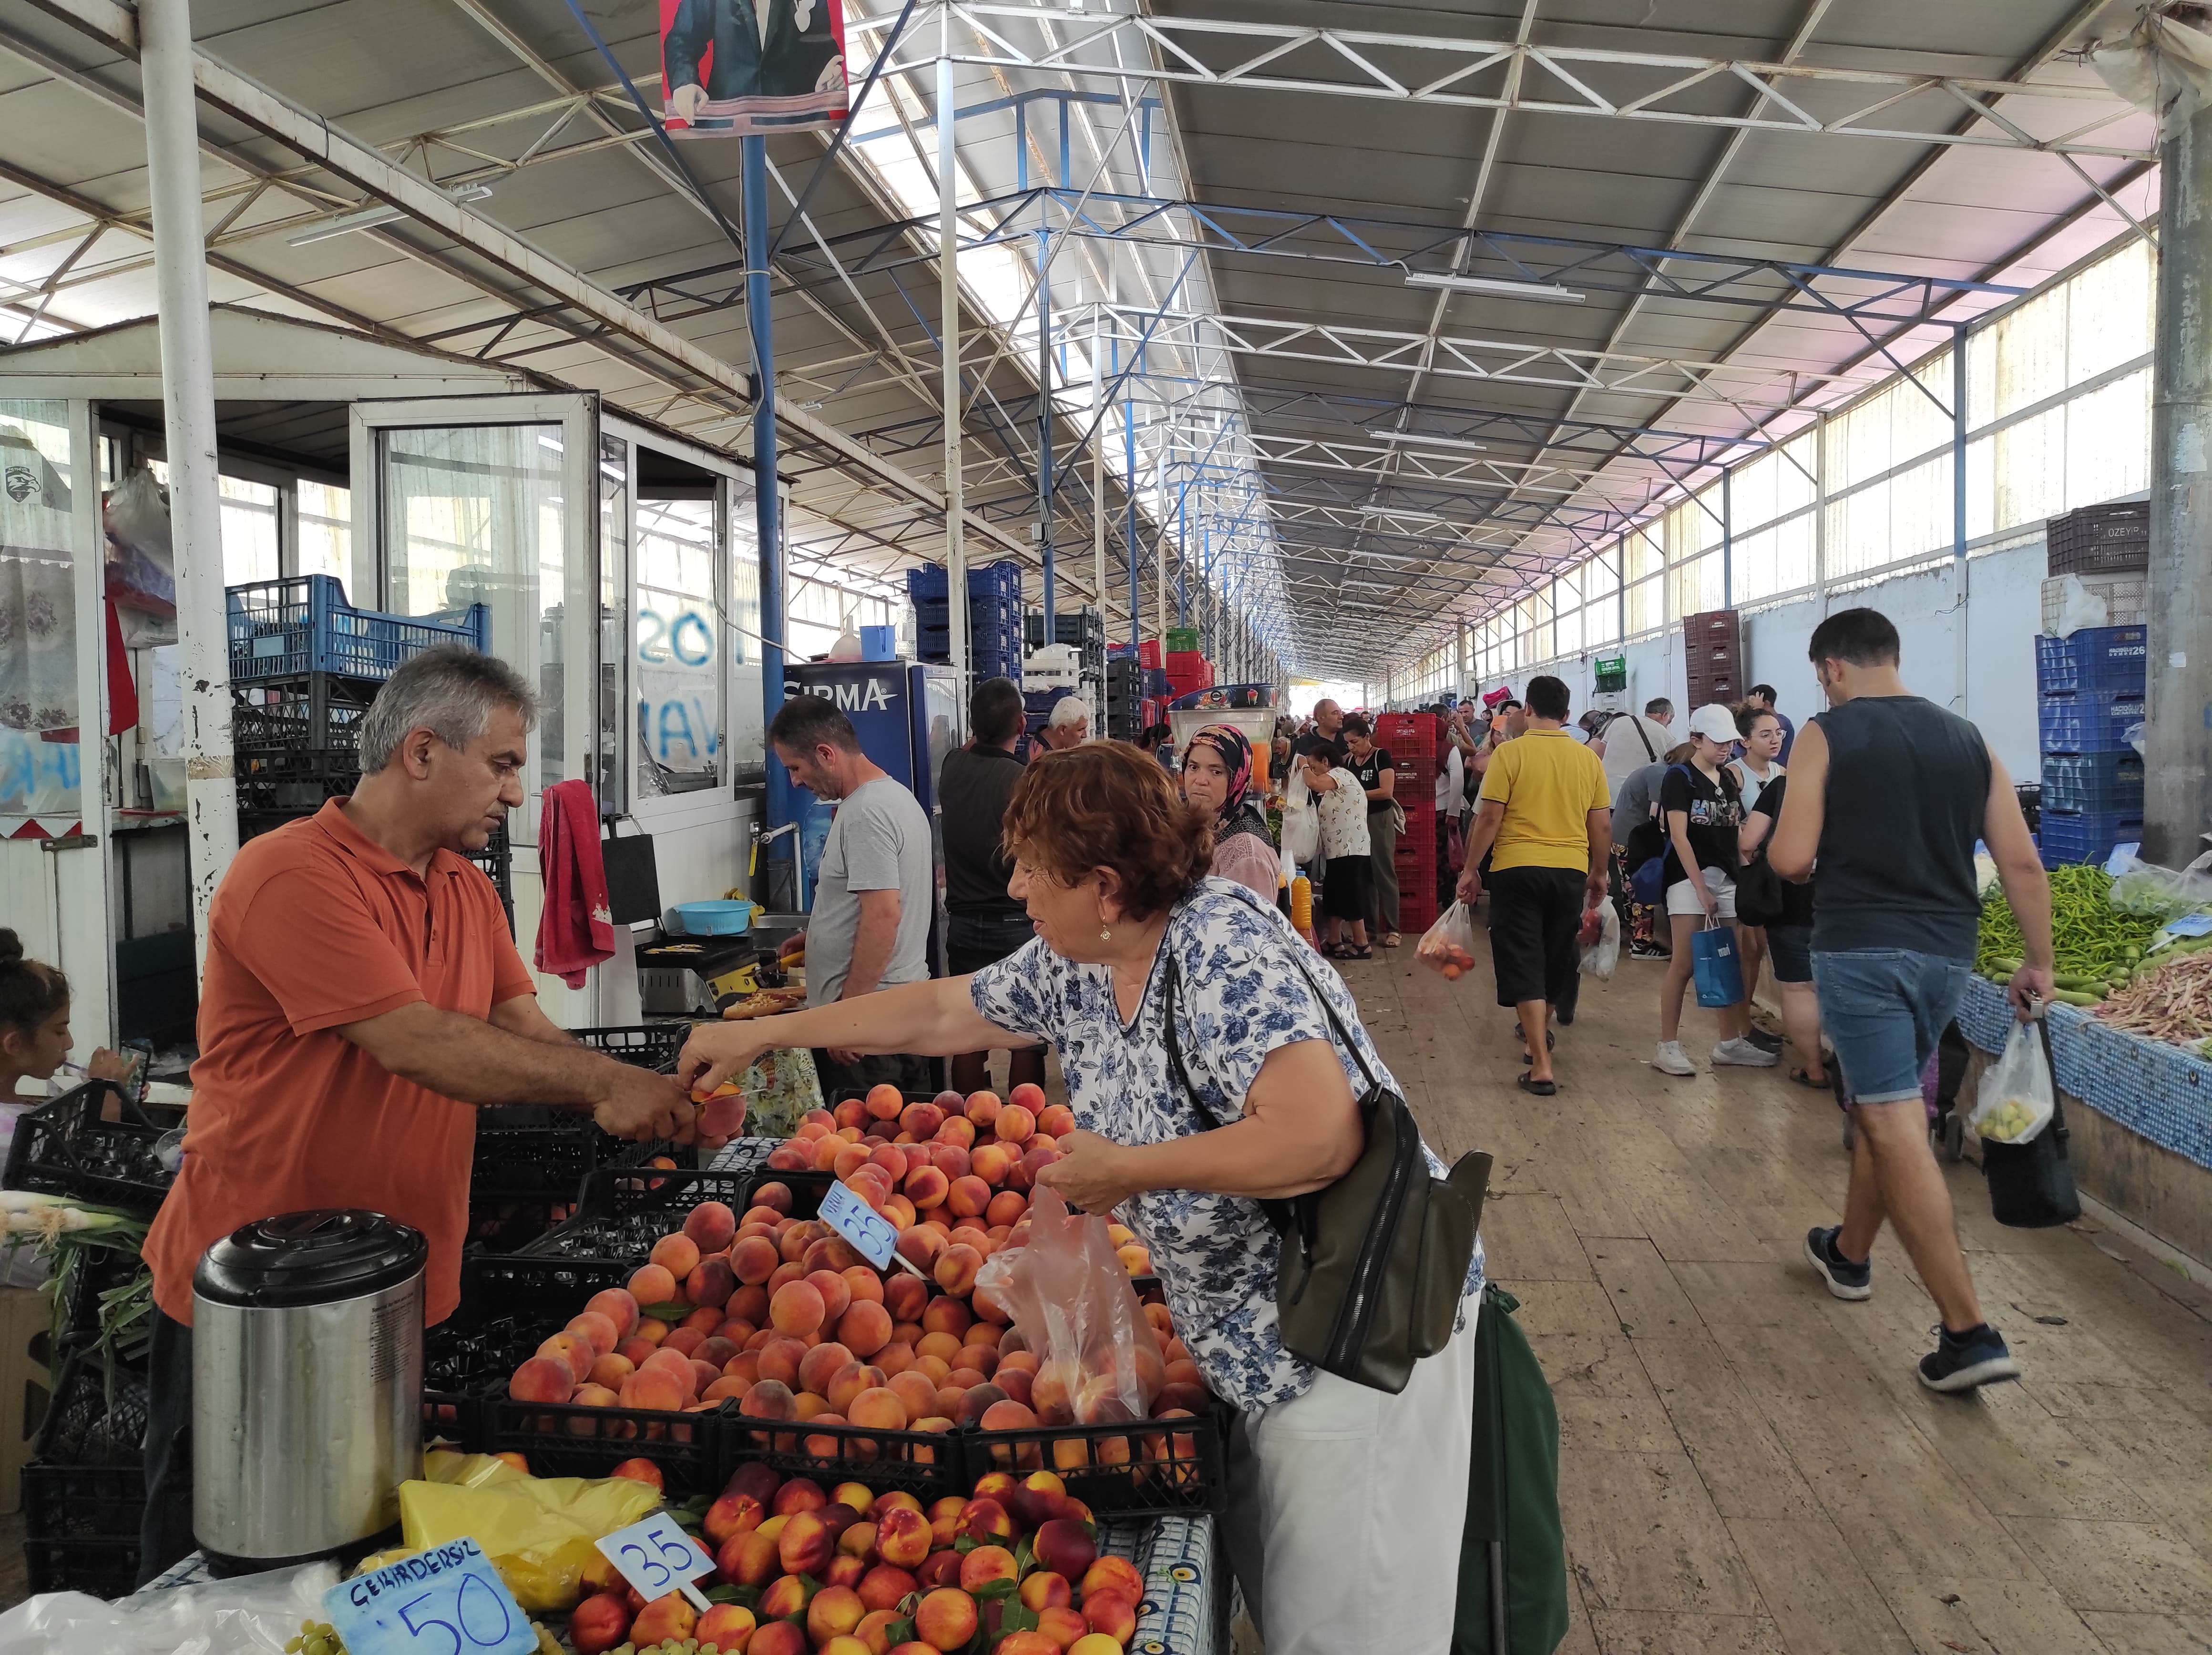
1342,945,2212,1655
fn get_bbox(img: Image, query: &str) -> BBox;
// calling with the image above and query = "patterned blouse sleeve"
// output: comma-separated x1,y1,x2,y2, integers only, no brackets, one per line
967,936,1063,1043
1175,891,1356,1114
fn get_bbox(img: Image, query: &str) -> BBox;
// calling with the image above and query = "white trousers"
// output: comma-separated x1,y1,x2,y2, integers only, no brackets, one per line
1223,1295,1480,1654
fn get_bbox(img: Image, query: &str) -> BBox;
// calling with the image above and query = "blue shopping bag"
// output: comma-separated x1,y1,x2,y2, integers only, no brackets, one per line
1691,921,1744,1008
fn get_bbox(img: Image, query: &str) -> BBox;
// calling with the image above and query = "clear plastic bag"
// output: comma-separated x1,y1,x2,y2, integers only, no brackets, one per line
1579,901,1619,981
2107,848,2212,921
1969,1017,2055,1145
0,1559,339,1655
102,467,176,620
2044,572,2109,638
973,1183,1158,1424
1416,900,1482,980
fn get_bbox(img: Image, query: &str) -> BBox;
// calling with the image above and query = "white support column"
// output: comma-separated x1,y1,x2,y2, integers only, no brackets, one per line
938,53,968,694
141,0,237,961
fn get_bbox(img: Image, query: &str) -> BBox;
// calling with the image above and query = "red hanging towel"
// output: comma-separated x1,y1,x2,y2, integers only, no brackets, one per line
534,779,616,987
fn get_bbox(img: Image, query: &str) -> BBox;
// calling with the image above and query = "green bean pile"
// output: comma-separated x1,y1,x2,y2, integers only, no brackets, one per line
1977,864,2163,1003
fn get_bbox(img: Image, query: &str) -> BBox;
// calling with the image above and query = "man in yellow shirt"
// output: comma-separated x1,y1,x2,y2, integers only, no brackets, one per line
1457,674,1611,1093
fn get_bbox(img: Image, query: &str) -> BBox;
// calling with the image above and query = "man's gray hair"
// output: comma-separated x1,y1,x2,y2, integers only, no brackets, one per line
357,644,538,773
1644,697,1674,720
1047,695,1088,730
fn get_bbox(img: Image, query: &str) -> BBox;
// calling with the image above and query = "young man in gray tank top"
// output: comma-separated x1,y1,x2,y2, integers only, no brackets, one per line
1769,608,2055,1393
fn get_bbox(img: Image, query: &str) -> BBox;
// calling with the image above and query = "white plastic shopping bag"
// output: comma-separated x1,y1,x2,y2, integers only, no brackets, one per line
1970,1017,2055,1144
1416,900,1482,980
1578,901,1619,981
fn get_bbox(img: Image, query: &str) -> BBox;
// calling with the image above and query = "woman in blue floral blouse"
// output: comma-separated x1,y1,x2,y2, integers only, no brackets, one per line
679,743,1485,1654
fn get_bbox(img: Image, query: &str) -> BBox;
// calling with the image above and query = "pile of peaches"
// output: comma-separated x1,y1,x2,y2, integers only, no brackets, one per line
762,1083,1153,1282
571,1463,1142,1655
504,1084,1214,1475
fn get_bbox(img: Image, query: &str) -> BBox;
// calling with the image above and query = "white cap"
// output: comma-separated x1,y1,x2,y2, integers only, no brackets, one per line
1686,703,1740,744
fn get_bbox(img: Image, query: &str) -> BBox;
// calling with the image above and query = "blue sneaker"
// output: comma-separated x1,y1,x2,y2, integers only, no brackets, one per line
1918,1323,2021,1392
1804,1226,1872,1300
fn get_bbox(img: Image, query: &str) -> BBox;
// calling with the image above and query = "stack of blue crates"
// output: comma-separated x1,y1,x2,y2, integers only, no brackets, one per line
908,561,1023,683
2035,624,2147,868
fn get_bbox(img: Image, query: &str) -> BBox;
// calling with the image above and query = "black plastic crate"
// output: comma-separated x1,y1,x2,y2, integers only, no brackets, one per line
2048,500,2149,577
54,1243,152,1365
488,1392,728,1496
422,1309,537,1449
727,1411,963,1501
36,1349,149,1466
500,1166,756,1275
2,1080,176,1212
22,1534,141,1600
230,675,377,753
236,750,358,814
957,1402,1230,1517
21,1458,145,1540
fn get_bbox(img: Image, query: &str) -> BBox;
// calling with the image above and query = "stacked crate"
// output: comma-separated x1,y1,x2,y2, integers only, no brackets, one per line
1164,650,1212,700
2047,500,2149,579
2036,624,2148,867
1682,609,1742,708
1025,604,1106,688
1104,653,1143,739
228,576,509,923
909,561,1024,683
1377,712,1439,930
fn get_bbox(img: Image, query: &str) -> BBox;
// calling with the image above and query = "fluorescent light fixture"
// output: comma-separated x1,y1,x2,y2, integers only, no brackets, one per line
1404,270,1585,305
289,183,494,247
1361,429,1486,453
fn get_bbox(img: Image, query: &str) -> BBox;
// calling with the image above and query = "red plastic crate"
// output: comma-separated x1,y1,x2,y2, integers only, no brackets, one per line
1375,713,1436,751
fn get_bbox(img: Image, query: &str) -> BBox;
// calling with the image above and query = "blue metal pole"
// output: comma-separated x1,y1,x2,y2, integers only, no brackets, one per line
1038,227,1055,632
1720,467,1732,610
746,137,789,869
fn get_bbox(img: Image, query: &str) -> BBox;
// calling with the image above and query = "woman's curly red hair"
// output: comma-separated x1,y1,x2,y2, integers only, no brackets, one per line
1001,743,1213,919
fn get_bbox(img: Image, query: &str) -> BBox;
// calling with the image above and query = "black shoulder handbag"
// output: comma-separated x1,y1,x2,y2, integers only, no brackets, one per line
1735,847,1788,928
1162,946,1491,1395
1982,1012,2081,1228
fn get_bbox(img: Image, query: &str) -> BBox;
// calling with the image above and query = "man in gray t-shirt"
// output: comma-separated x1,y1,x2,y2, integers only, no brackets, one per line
770,694,935,1094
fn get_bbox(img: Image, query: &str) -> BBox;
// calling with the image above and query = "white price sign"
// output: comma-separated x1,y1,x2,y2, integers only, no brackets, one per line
323,1537,537,1655
594,1511,717,1609
819,1179,927,1276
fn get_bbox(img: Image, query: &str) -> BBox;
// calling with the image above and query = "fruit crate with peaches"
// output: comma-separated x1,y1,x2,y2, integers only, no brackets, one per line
562,1460,1156,1655
745,1082,1227,1518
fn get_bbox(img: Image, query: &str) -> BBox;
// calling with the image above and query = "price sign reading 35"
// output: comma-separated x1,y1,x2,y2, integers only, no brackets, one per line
322,1537,537,1655
595,1512,718,1609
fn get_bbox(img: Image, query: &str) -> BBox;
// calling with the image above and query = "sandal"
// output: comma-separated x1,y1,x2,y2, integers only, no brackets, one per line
1517,1073,1558,1096
1520,1030,1557,1064
1788,1066,1830,1090
1380,932,1402,948
1346,944,1374,960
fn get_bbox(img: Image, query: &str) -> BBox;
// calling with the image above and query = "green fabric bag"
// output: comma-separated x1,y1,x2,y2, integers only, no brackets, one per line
1454,1283,1570,1655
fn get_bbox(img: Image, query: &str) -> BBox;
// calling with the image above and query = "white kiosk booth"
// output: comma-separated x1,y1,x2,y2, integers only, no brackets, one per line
0,305,769,1052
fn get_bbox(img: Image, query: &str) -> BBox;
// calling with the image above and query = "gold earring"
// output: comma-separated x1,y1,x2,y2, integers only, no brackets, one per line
1099,926,1112,942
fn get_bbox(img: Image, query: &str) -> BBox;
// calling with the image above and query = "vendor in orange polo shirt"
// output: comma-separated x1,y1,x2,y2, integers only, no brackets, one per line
138,646,706,1583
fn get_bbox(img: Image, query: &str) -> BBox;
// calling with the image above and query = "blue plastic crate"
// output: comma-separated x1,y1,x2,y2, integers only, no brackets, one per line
2040,750,2144,814
2038,807,2141,868
905,560,1022,606
2038,688,2144,755
227,576,491,682
2034,625,2147,695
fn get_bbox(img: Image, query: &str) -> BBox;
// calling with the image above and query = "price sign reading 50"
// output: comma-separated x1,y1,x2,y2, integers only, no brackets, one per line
322,1537,537,1655
595,1512,717,1609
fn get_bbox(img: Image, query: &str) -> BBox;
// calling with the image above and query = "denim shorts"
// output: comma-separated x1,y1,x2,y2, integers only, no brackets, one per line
1765,924,1813,984
1811,948,1971,1103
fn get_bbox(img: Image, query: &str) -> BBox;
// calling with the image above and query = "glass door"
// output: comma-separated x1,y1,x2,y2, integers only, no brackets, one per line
349,394,597,806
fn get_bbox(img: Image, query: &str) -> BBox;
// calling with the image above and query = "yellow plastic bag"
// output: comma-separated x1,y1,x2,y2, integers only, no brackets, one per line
392,1451,661,1613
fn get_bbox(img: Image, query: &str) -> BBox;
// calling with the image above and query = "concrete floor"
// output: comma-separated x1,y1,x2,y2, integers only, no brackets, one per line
1346,940,2212,1655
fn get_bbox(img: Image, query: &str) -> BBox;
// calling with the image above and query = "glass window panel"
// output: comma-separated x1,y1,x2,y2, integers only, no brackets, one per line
380,423,566,787
598,436,628,811
635,492,723,797
1993,405,2063,533
1994,286,2067,419
1624,526,1662,583
2065,239,2152,387
1554,604,1581,657
1891,454,1952,562
297,480,351,582
728,477,763,788
219,476,279,585
1626,572,1662,636
2063,367,2151,512
0,399,82,820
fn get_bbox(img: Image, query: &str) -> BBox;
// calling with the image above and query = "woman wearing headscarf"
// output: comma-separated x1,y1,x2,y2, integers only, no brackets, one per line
1180,723,1280,900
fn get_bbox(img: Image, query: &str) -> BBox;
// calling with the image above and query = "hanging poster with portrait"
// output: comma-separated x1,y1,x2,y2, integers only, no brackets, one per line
661,0,850,137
